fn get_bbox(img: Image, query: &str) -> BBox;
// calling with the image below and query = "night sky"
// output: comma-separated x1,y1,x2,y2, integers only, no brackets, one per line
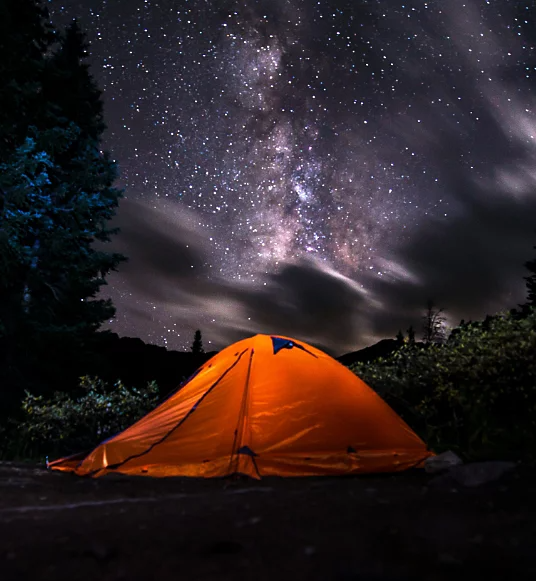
49,0,536,355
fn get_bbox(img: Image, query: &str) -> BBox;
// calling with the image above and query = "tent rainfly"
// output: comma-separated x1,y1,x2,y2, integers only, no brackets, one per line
49,334,433,478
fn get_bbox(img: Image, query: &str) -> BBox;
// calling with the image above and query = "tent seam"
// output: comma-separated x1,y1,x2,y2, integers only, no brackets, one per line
99,347,250,474
228,347,255,476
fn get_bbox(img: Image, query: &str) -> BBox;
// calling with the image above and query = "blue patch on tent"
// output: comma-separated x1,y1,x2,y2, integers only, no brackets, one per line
271,336,319,358
271,337,295,354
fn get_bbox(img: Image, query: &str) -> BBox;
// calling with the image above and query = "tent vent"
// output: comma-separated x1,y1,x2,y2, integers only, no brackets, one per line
347,446,357,454
237,445,258,457
271,337,294,354
271,336,318,358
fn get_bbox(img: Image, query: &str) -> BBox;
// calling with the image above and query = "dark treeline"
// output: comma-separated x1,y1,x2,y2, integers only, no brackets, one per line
0,1,213,433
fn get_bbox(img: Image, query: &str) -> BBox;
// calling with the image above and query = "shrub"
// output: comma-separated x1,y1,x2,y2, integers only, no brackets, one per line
351,310,536,463
2,376,160,461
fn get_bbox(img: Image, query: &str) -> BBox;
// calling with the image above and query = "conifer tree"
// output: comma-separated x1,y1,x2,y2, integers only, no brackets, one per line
0,0,55,157
525,244,536,307
31,20,126,334
0,2,125,409
191,330,204,354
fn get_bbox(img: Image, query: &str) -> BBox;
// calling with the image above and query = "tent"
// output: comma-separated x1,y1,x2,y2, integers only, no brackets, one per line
49,334,433,478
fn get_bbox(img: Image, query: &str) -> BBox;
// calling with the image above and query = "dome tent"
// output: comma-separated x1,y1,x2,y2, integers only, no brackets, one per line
49,334,433,478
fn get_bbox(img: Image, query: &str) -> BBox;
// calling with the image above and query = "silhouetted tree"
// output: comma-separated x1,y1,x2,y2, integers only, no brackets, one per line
396,329,404,344
524,242,536,307
0,0,55,158
406,325,415,345
191,329,204,354
422,299,447,344
0,3,125,414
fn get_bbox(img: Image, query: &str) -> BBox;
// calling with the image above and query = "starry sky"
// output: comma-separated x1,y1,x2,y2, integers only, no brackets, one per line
49,0,536,355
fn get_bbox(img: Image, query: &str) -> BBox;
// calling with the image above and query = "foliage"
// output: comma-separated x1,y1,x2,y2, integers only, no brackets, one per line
0,17,126,331
351,309,536,463
2,376,160,461
0,127,125,332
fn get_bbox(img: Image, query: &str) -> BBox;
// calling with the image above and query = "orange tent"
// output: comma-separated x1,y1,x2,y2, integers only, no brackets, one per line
49,334,433,478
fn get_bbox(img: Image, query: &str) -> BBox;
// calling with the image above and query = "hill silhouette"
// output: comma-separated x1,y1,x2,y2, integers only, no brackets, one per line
85,334,416,401
336,338,402,367
84,332,217,399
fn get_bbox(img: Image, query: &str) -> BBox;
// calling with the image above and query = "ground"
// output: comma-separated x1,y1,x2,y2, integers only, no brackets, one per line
0,462,535,580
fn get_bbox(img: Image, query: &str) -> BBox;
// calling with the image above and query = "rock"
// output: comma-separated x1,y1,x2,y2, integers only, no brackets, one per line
430,461,517,488
424,450,463,474
448,461,517,487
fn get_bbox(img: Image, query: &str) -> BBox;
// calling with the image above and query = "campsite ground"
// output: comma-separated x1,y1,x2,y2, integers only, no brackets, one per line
0,462,535,581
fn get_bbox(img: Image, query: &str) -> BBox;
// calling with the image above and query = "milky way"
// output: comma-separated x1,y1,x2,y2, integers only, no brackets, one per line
50,0,536,354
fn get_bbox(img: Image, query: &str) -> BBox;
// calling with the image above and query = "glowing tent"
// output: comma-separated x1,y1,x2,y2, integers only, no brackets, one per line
49,334,433,478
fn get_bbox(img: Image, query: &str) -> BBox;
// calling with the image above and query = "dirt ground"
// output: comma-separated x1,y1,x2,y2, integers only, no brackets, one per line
0,462,535,581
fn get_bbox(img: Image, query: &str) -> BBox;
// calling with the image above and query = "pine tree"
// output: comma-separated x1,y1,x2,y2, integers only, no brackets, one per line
191,330,204,354
0,0,55,157
0,125,125,335
31,20,126,333
43,20,105,140
406,325,415,345
524,244,536,307
0,3,126,411
0,0,56,354
395,329,404,344
0,15,125,337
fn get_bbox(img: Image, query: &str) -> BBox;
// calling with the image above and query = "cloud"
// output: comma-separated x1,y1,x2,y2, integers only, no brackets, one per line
106,202,370,354
212,258,370,354
353,0,536,342
109,199,209,303
364,173,536,340
100,0,536,356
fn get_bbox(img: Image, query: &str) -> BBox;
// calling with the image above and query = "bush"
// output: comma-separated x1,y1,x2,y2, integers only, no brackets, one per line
1,376,160,461
351,309,536,463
